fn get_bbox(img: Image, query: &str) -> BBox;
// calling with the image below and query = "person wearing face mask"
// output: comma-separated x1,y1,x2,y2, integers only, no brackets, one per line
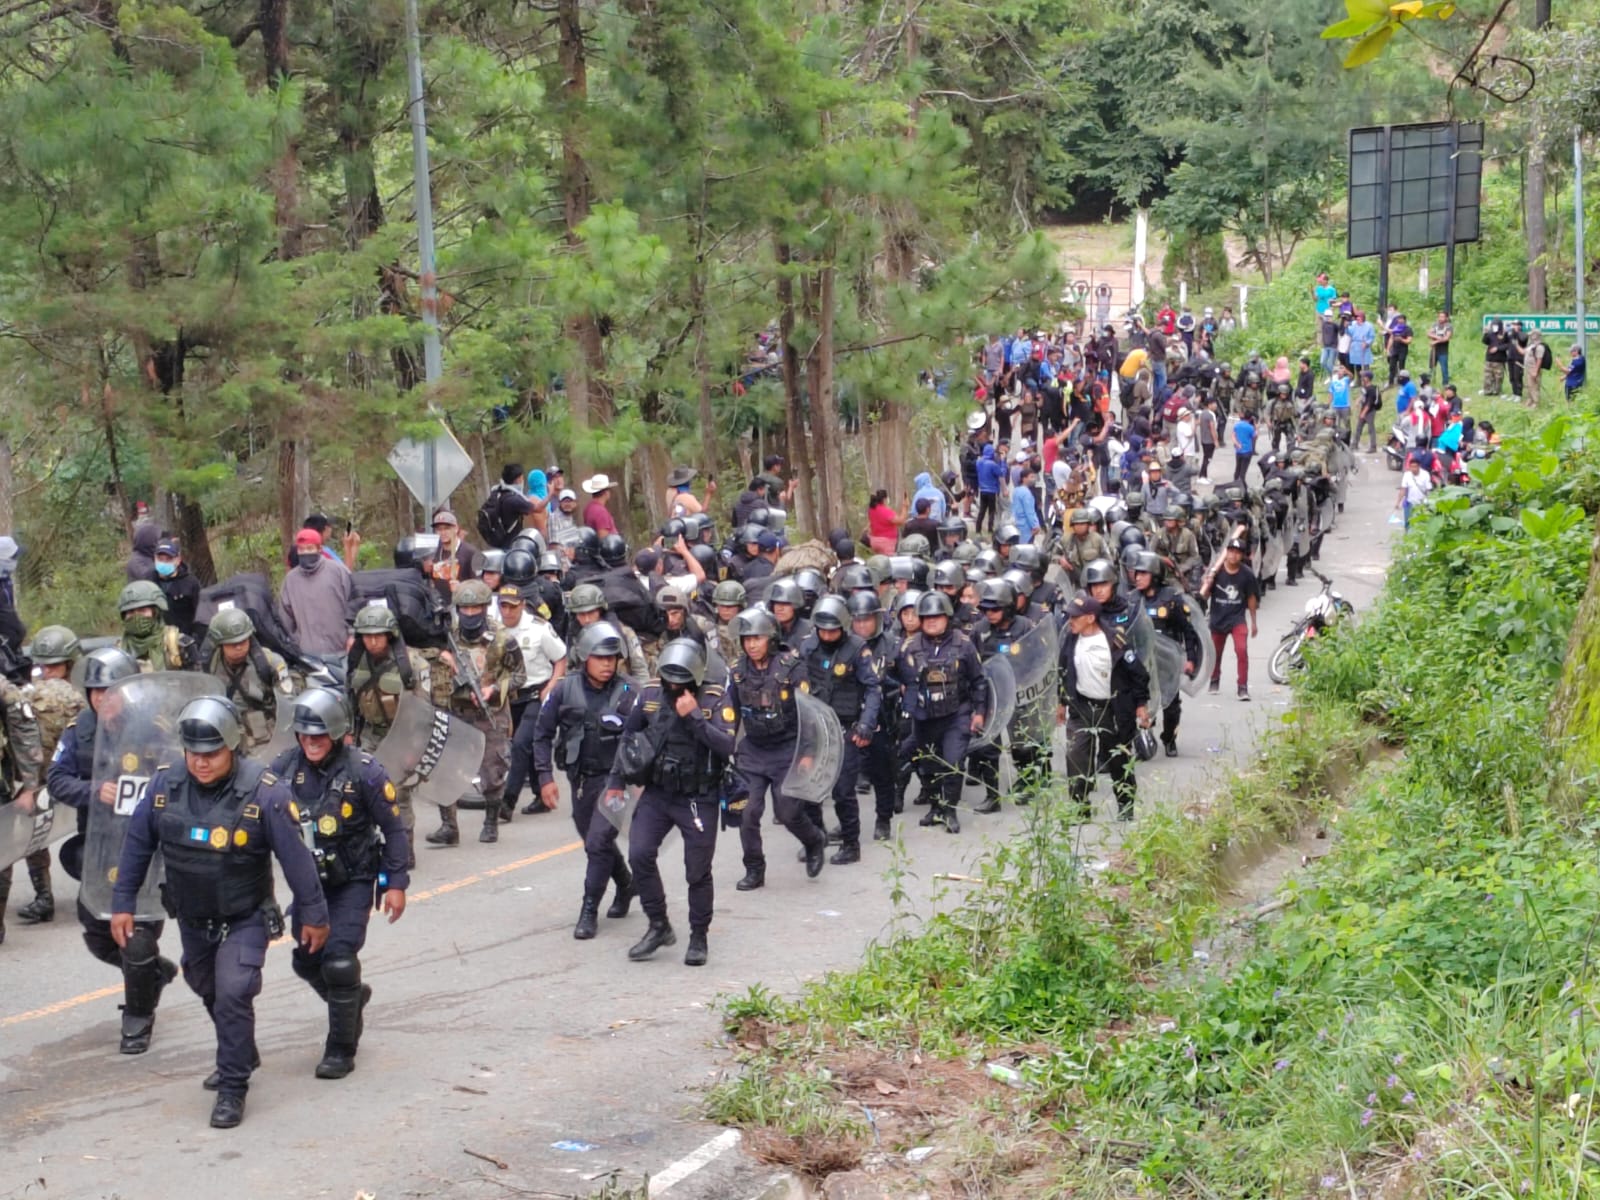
152,539,202,637
279,528,354,669
117,581,198,672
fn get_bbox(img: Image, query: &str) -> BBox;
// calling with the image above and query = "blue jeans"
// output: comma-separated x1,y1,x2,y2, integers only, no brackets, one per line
1320,346,1337,377
1431,348,1449,385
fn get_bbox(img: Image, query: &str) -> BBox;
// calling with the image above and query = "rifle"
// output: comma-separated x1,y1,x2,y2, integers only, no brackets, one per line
446,625,493,719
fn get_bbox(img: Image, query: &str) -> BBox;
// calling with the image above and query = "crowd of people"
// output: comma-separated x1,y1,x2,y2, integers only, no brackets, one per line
0,275,1555,1128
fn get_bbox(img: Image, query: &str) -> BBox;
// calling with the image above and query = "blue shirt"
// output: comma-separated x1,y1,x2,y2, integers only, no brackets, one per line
1234,418,1256,455
1010,485,1041,538
1328,377,1352,410
1569,353,1587,390
1396,381,1418,413
1435,423,1463,454
1314,284,1337,315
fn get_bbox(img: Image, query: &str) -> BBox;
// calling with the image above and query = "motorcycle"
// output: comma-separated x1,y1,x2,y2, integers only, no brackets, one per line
1267,570,1355,685
1383,422,1409,471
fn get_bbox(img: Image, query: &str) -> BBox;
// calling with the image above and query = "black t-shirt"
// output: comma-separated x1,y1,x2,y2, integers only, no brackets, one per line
1207,564,1259,633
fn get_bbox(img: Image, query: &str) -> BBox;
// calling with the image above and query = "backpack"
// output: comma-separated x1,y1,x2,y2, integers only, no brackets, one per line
476,484,523,550
347,568,451,648
1161,394,1185,425
197,573,314,674
1540,343,1554,371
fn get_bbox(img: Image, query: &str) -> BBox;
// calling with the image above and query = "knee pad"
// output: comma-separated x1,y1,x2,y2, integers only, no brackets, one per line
123,926,160,970
321,953,362,992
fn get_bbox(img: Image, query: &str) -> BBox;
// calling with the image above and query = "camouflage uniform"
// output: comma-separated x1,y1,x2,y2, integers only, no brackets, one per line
1060,530,1111,588
349,645,433,854
443,614,526,841
0,675,45,940
207,645,293,752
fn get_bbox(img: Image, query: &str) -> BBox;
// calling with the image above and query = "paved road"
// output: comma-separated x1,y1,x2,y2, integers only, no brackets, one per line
0,446,1400,1200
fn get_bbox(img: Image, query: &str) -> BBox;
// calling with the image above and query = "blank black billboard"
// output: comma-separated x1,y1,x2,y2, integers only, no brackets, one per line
1348,122,1482,259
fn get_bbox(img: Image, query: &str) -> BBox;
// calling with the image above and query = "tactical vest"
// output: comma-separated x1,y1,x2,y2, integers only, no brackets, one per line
272,747,380,886
803,634,867,721
870,631,902,707
554,674,631,777
153,761,272,923
647,691,722,796
732,656,798,746
908,636,968,719
351,648,415,732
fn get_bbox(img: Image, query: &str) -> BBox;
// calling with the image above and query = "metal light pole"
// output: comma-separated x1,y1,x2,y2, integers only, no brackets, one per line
405,0,443,514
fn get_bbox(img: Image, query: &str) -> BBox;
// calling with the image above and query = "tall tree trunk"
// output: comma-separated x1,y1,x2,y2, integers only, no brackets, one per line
692,212,718,474
808,246,845,536
1526,0,1552,310
775,239,817,535
555,0,611,485
0,432,11,537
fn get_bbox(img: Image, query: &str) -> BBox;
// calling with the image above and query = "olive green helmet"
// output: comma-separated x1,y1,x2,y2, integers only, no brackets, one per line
897,533,931,559
864,555,892,585
29,625,81,665
208,608,256,645
711,579,747,608
118,580,168,615
454,579,494,607
567,583,607,614
1070,508,1095,526
353,605,400,637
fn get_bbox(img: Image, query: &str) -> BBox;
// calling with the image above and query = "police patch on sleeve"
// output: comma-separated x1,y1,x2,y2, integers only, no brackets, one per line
722,706,736,722
384,781,397,801
1124,650,1138,664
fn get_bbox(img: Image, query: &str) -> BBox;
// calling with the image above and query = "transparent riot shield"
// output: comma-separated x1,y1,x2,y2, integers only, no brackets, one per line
598,784,642,836
1008,618,1059,751
970,653,1017,750
0,793,58,872
1125,605,1165,710
783,690,844,803
81,672,224,920
373,692,487,809
1259,525,1284,583
1177,591,1215,697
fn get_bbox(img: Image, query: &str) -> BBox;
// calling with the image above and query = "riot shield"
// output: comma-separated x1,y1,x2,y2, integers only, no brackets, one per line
0,793,60,872
1008,619,1059,751
1152,637,1184,708
782,690,844,804
81,672,224,921
1259,525,1284,583
598,784,642,836
1178,592,1215,697
1125,605,1165,708
970,653,1017,750
372,692,487,808
252,688,299,765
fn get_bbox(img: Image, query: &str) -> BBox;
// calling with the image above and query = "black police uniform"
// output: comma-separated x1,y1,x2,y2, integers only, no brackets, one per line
530,671,639,916
969,611,1035,811
113,758,328,1101
1057,619,1149,820
796,629,881,856
605,680,736,941
896,627,988,828
270,744,410,1073
727,648,823,879
48,710,178,1052
863,625,906,833
1142,584,1203,753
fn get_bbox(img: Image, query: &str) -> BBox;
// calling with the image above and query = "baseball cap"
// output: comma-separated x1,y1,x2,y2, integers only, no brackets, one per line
756,531,780,551
432,509,459,527
1066,591,1102,617
295,528,323,548
1226,538,1247,552
558,488,576,502
155,539,181,556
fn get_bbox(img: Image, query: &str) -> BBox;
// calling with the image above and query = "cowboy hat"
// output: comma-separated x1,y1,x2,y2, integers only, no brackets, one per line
582,474,616,495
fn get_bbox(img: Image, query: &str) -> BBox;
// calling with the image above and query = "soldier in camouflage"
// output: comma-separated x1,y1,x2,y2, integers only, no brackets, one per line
565,584,648,679
1059,509,1111,590
710,579,746,668
347,605,432,866
428,580,525,847
204,609,294,752
117,581,198,672
0,626,71,935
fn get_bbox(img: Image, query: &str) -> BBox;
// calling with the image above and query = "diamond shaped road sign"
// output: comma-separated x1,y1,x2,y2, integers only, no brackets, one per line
388,426,474,514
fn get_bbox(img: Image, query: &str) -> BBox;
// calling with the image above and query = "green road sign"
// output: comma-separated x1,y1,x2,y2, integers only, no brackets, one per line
1482,314,1600,335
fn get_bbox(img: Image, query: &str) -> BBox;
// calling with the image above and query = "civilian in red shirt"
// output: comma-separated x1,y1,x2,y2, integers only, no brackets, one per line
1156,305,1177,336
581,474,619,535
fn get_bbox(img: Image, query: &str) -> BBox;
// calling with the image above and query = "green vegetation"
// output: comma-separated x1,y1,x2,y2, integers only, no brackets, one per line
711,402,1600,1194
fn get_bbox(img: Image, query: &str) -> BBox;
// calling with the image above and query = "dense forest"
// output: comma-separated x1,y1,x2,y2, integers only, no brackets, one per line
0,0,1596,629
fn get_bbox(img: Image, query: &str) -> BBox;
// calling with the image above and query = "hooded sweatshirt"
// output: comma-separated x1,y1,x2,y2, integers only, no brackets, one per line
911,472,946,522
279,551,355,656
126,523,160,583
975,445,1005,496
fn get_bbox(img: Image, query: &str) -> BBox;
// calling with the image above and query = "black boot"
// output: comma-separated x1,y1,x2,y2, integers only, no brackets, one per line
478,803,500,843
316,977,368,1079
873,818,892,842
605,863,633,919
0,870,8,945
829,842,860,866
426,805,459,846
18,858,53,923
735,866,765,892
209,1092,247,1129
973,794,1001,815
804,838,826,878
119,1009,156,1055
498,801,513,823
573,894,601,941
944,806,961,835
684,931,708,967
627,918,676,961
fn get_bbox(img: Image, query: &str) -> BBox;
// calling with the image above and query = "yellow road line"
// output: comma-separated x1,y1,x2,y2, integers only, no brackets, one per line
0,840,583,1028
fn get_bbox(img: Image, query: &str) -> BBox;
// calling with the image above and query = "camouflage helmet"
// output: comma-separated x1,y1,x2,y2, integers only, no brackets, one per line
454,579,494,608
118,580,168,615
568,583,607,614
711,579,747,608
209,608,256,645
29,625,81,665
353,604,400,637
1069,507,1095,526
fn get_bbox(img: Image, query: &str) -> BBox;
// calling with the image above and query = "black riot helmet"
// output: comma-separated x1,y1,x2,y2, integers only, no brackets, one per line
810,595,849,632
916,591,954,619
657,638,707,687
1081,558,1117,586
834,563,874,593
977,579,1017,611
599,533,629,568
291,687,351,740
846,590,882,638
503,547,539,586
767,578,805,609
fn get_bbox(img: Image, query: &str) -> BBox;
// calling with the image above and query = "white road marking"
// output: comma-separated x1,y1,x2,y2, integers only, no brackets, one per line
648,1128,743,1196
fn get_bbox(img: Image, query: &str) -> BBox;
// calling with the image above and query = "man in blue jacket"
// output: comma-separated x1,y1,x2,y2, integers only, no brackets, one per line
975,444,1005,534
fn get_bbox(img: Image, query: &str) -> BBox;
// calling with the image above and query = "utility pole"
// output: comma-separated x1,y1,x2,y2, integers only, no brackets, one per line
1577,129,1587,356
404,0,443,516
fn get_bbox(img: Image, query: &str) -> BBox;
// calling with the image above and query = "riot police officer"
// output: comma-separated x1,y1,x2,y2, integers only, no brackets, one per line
117,580,197,671
796,596,881,865
1009,545,1060,618
0,656,42,945
529,621,639,939
897,592,988,833
767,578,812,649
347,605,433,861
47,647,178,1053
1134,551,1203,757
969,579,1033,813
848,591,904,841
430,580,526,846
2,624,83,929
110,696,330,1128
205,609,294,752
606,639,735,966
726,607,825,888
930,560,976,632
271,688,409,1080
1056,591,1150,822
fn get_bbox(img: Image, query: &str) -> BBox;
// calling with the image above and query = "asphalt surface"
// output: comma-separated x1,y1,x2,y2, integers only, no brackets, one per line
0,445,1401,1200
